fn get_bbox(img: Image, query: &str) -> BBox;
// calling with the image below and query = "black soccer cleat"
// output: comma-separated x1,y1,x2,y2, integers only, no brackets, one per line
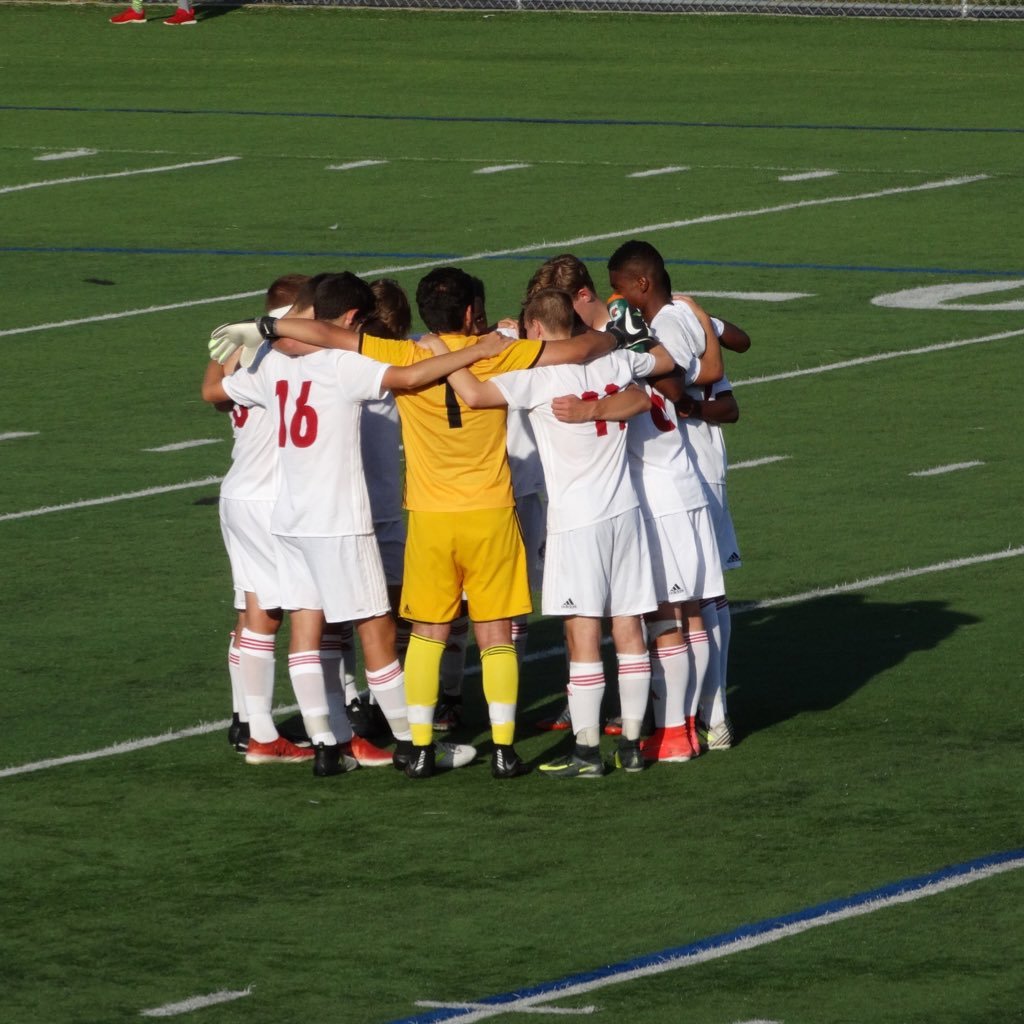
228,714,250,754
400,743,436,779
313,742,358,777
491,745,531,779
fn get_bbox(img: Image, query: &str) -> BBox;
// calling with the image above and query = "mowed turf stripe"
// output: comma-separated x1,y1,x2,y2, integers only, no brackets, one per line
399,849,1024,1023
0,175,987,339
1,547,1019,779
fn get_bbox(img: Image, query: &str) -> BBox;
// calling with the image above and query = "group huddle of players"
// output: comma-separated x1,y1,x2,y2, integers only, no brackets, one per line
202,240,748,780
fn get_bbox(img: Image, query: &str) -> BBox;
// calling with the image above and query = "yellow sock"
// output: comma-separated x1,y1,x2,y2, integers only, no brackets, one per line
404,634,445,746
481,644,518,746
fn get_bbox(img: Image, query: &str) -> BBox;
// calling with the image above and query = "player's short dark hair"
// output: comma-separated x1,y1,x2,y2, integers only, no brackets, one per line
312,272,376,323
265,273,310,313
607,240,672,294
416,267,475,333
526,254,596,298
364,278,412,340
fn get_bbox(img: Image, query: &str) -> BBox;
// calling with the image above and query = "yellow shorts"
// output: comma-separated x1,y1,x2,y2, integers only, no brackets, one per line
401,507,533,624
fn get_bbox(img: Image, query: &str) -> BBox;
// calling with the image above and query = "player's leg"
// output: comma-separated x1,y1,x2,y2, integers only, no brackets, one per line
461,508,533,778
227,611,248,753
436,603,469,732
538,616,605,779
610,614,650,771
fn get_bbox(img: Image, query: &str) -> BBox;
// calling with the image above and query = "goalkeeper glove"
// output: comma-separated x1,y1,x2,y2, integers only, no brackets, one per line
605,296,653,352
208,317,278,367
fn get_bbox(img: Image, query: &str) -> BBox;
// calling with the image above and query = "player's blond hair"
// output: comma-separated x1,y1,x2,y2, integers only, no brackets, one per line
523,288,575,339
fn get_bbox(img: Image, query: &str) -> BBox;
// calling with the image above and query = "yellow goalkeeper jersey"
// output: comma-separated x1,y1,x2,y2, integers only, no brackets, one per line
360,333,543,513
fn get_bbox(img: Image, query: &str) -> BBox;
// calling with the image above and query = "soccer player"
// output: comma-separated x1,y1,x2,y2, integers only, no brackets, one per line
205,273,312,765
607,240,748,755
110,1,196,25
212,266,624,778
437,287,677,776
204,272,508,777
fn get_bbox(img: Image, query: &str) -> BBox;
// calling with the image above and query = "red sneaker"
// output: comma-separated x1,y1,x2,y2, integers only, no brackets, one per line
342,735,393,768
684,716,703,759
603,716,623,736
245,736,315,764
163,6,197,24
535,704,571,732
640,725,695,763
110,7,147,24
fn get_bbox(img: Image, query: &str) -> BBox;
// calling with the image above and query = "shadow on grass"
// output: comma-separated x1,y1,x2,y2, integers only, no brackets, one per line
729,594,979,738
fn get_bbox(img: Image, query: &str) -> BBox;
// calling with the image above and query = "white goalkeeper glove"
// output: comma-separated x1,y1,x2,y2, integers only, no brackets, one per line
209,317,278,367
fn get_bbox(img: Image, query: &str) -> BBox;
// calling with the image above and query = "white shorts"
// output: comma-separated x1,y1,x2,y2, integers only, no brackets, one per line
515,490,547,593
644,506,725,604
542,508,657,619
219,497,281,610
373,518,407,587
706,481,742,571
276,533,390,623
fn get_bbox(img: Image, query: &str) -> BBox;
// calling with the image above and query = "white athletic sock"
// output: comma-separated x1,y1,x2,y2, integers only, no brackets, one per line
440,615,469,698
511,616,529,666
685,629,710,720
227,632,247,721
716,596,732,721
567,661,604,747
652,639,688,729
700,600,727,726
365,660,412,742
288,650,335,746
616,652,651,741
239,629,277,743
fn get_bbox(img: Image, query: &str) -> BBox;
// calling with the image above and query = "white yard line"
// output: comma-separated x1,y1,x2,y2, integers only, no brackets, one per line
35,148,98,162
690,290,811,302
406,853,1024,1023
0,431,39,441
143,439,223,452
628,166,689,178
731,455,791,470
0,477,222,523
140,988,253,1018
910,461,985,477
779,170,837,182
0,156,239,196
0,705,298,779
0,174,986,340
474,164,531,174
327,160,388,171
733,328,1024,387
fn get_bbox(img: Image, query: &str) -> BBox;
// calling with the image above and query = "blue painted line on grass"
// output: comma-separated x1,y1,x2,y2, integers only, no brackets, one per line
2,104,1023,135
8,244,1022,279
386,847,1024,1023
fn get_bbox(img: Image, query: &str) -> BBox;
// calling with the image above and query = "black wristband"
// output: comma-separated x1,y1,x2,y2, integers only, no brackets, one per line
257,316,279,341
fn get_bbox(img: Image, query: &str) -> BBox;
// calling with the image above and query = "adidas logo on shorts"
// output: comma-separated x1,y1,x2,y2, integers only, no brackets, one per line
561,598,577,610
726,552,741,564
669,583,684,595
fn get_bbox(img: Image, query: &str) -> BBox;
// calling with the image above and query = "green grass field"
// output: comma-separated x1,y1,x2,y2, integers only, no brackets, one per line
1,3,1023,1023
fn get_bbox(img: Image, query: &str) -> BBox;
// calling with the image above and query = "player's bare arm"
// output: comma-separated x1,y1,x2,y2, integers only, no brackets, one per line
533,326,617,367
443,366,507,409
678,389,739,424
382,332,512,393
551,383,651,424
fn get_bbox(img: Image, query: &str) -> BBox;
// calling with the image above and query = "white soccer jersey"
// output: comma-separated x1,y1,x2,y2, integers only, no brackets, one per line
492,349,654,535
649,301,724,384
222,347,388,538
684,374,732,487
360,394,403,525
626,384,707,516
219,403,279,503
